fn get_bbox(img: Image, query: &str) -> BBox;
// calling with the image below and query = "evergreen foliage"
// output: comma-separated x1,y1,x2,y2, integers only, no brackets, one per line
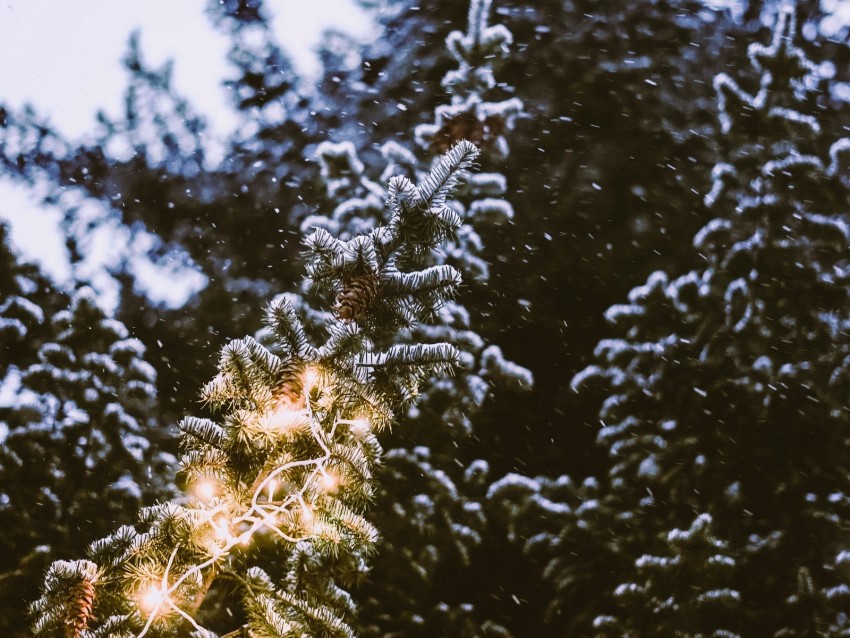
30,140,481,636
0,223,59,381
325,0,736,499
0,3,328,431
494,6,850,635
593,513,741,637
279,4,534,634
0,281,171,636
2,1,850,637
323,4,532,634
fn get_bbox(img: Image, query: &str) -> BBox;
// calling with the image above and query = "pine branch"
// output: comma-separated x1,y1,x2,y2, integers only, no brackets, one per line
417,140,480,210
33,138,482,638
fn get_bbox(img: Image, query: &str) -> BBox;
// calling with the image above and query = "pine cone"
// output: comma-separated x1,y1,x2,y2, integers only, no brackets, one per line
335,271,380,321
430,111,506,154
62,574,96,638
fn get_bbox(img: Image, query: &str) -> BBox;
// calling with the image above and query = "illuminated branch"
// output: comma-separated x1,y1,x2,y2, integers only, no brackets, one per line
32,140,479,637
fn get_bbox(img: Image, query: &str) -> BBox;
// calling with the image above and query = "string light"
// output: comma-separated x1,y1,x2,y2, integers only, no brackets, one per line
321,469,340,493
139,585,165,614
136,548,180,637
194,480,216,502
133,371,361,637
212,518,233,543
303,366,321,391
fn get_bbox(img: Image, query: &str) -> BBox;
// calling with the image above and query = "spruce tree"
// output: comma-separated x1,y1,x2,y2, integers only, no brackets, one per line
594,513,740,637
0,223,61,382
0,283,171,636
495,6,850,635
297,3,532,635
7,2,828,636
356,4,531,634
0,224,62,636
30,139,483,637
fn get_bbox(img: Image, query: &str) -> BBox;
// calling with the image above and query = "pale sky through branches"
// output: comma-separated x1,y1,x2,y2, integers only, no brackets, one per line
0,0,376,308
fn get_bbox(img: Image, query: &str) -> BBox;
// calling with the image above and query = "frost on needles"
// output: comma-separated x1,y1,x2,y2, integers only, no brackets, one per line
301,3,532,635
491,6,850,636
31,140,481,638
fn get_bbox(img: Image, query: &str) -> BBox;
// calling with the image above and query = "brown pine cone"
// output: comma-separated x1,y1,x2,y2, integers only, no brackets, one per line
63,575,96,638
335,271,380,320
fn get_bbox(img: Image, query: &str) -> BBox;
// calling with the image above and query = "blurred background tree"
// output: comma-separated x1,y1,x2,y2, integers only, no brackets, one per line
493,5,850,635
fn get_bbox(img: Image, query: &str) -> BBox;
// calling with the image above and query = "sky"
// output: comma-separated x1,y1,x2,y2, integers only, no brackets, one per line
0,0,376,309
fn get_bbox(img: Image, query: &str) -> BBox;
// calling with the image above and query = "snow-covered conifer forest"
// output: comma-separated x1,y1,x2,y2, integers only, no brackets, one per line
2,0,850,635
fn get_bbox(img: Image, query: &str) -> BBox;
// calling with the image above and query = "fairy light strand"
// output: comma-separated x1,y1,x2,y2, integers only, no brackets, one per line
137,547,179,637
134,368,369,636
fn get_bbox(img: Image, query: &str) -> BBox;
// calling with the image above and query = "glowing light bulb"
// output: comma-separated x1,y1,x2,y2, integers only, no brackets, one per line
140,585,166,614
212,519,233,542
194,480,216,502
300,504,315,528
321,471,339,493
260,407,300,435
303,366,320,390
267,478,278,501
